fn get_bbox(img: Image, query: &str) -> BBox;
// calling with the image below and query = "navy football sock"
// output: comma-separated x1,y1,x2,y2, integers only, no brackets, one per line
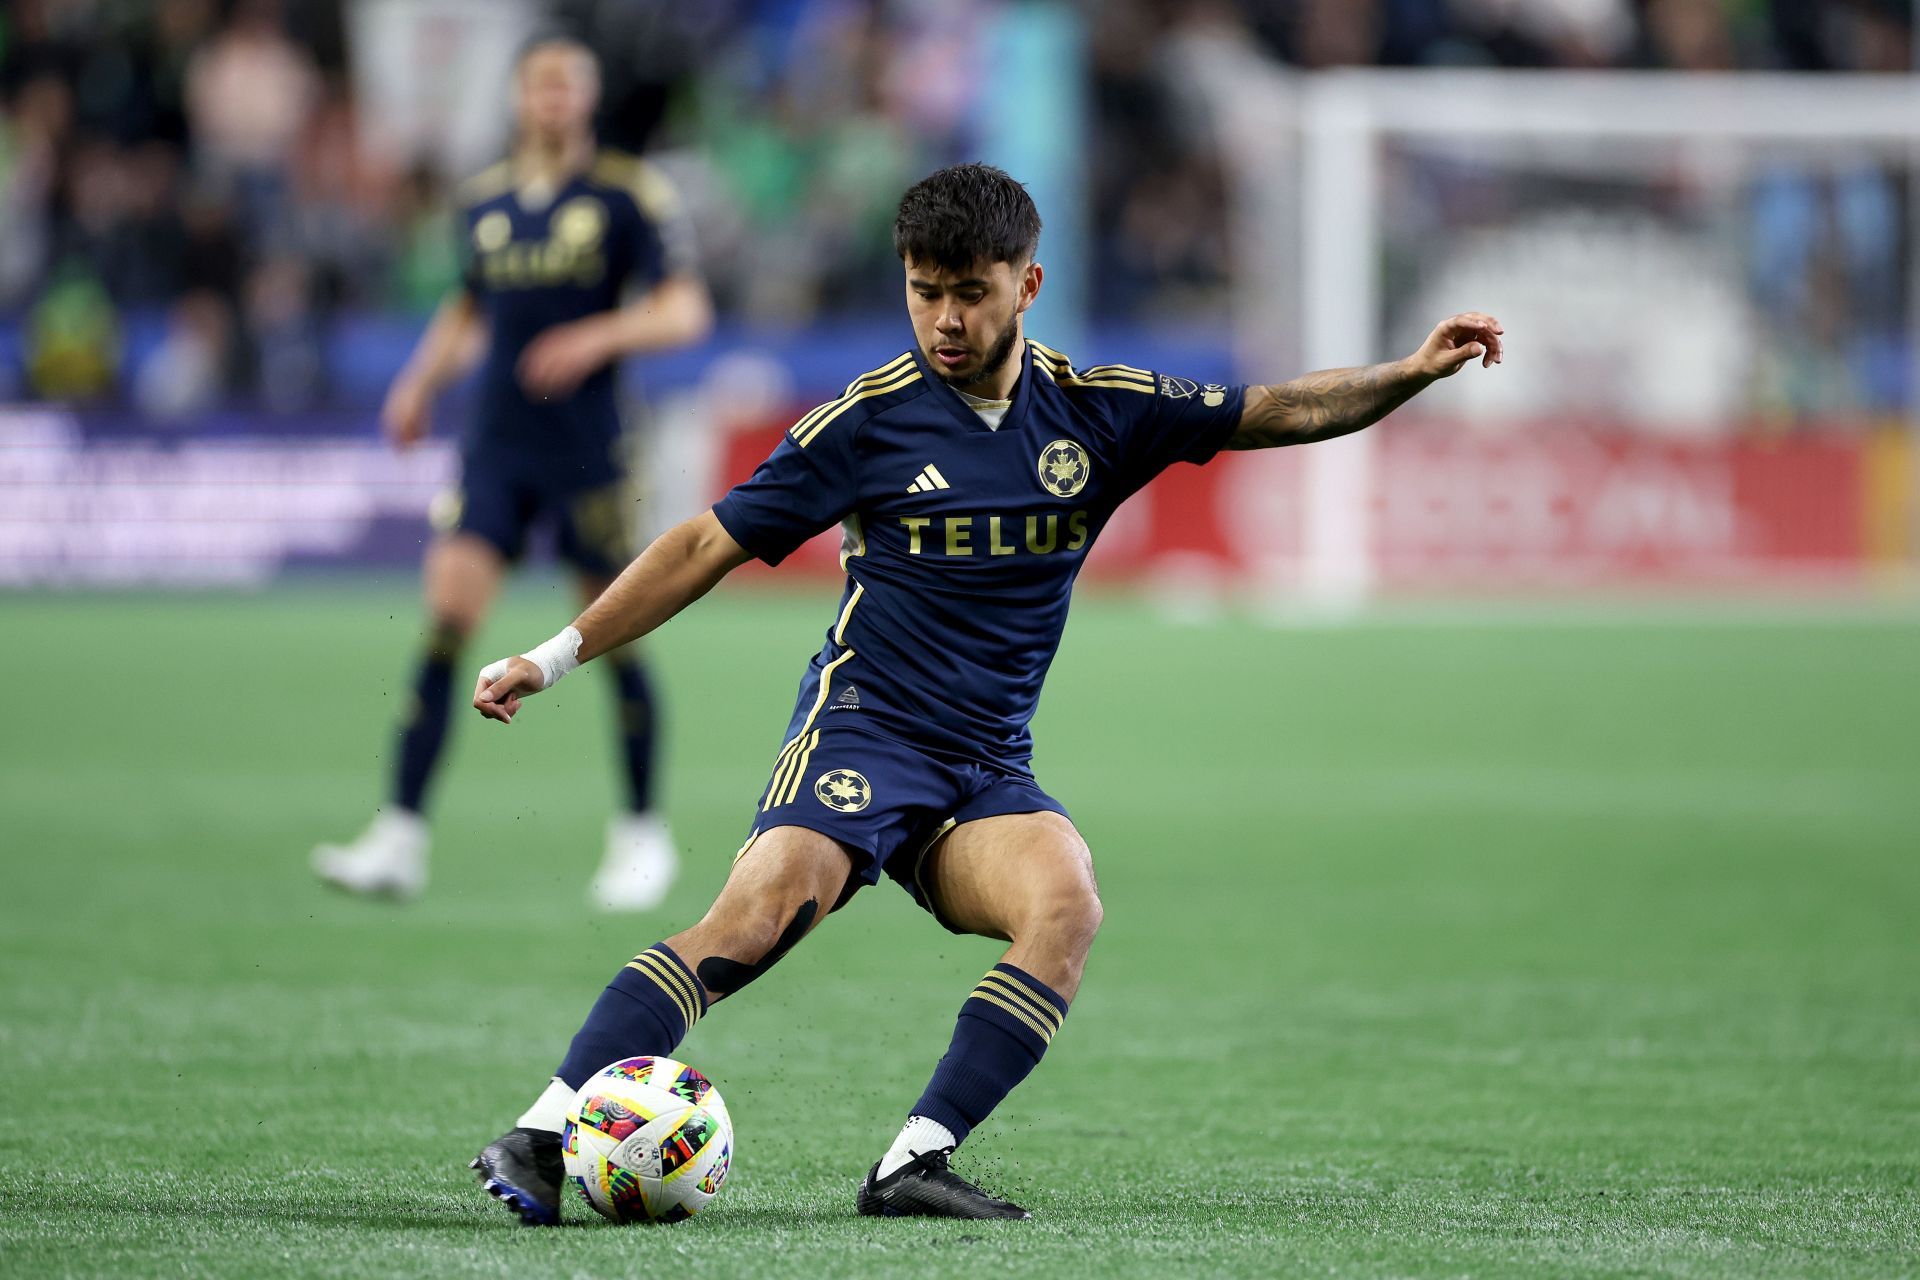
392,638,458,813
608,656,658,813
556,944,707,1088
910,963,1069,1144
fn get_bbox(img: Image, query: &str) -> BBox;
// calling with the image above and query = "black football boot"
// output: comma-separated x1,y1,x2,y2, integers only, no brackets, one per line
470,1126,564,1226
856,1147,1030,1220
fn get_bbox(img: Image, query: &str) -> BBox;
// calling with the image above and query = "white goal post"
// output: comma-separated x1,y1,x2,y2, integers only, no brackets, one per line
1200,67,1920,607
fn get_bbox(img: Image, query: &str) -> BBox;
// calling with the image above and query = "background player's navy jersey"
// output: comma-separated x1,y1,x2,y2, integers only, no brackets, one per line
458,151,694,486
713,340,1246,766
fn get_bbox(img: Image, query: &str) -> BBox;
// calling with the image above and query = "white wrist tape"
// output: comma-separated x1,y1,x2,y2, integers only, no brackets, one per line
522,625,584,691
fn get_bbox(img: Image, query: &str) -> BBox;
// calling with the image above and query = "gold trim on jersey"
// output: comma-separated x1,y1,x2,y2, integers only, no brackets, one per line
800,649,857,733
833,583,865,645
790,355,912,440
458,161,515,206
1028,341,1155,393
590,149,680,218
790,355,922,447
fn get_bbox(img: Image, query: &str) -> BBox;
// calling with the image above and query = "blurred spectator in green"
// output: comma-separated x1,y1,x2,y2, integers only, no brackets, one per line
27,262,119,401
387,163,460,315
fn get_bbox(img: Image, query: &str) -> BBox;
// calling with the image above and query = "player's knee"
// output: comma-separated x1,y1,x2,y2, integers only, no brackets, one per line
688,884,819,1000
1017,876,1103,959
702,893,801,962
1052,882,1104,951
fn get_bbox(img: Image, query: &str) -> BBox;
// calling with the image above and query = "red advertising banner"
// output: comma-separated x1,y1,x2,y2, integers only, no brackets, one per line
719,418,1906,591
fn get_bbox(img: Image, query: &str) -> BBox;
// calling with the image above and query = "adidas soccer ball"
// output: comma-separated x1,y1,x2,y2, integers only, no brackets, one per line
562,1056,734,1223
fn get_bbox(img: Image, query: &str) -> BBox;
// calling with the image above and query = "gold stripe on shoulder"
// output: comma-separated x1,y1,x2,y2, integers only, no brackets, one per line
589,148,641,188
1082,362,1154,384
458,161,514,205
842,352,915,396
796,368,921,446
787,354,916,443
593,150,683,221
1031,344,1155,393
1028,340,1073,374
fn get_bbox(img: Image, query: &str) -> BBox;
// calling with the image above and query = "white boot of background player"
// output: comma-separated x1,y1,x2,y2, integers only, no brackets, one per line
311,808,428,900
590,813,678,912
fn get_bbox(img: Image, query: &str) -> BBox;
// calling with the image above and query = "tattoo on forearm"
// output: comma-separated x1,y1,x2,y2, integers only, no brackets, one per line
1231,362,1421,449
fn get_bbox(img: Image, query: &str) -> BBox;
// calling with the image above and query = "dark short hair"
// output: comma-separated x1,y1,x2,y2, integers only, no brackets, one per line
893,163,1041,271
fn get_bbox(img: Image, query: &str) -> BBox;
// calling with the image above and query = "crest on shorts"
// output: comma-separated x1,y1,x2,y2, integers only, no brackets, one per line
1160,375,1198,399
1037,439,1090,498
814,769,871,813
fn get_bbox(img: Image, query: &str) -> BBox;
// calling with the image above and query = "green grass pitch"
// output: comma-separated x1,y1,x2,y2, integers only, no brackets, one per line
2,583,1916,1278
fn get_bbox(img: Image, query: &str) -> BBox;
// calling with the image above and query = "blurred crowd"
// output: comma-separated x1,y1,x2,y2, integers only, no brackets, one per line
0,0,1911,415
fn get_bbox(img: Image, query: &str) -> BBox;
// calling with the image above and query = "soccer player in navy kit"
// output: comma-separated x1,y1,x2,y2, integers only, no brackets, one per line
467,164,1503,1221
313,36,712,910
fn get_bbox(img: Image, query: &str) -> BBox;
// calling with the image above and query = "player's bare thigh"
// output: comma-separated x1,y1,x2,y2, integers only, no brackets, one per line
920,811,1103,1001
668,825,854,1003
423,532,505,634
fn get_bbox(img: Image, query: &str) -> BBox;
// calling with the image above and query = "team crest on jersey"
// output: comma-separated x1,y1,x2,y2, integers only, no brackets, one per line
1160,375,1198,399
555,197,607,247
814,769,871,813
1037,439,1090,498
473,210,512,252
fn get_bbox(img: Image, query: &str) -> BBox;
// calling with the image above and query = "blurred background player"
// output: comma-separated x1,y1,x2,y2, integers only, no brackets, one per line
312,33,713,909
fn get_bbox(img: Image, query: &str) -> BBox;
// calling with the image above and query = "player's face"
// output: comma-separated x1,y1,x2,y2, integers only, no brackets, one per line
516,45,599,140
905,258,1042,391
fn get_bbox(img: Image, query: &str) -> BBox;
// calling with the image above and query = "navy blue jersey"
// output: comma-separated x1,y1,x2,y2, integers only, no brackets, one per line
458,150,694,485
712,340,1246,766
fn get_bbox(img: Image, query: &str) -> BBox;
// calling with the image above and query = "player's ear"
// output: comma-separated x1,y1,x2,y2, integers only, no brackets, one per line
1017,260,1043,314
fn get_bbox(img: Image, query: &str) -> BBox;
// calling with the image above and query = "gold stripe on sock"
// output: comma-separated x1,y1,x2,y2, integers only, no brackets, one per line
977,972,1063,1033
630,952,694,1029
968,988,1055,1044
635,949,703,1028
625,956,694,1029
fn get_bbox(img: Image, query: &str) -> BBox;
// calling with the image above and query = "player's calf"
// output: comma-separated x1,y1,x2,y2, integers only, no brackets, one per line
475,828,852,1225
864,812,1097,1216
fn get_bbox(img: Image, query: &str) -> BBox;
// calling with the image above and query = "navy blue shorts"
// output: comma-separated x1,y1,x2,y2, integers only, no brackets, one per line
431,462,635,578
739,723,1069,931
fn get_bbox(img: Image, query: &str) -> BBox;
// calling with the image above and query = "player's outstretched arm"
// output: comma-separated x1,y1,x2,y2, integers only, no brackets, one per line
472,510,752,724
1227,312,1503,450
382,291,486,449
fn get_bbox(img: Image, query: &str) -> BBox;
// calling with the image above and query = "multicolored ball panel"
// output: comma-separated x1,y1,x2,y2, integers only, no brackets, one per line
562,1056,734,1224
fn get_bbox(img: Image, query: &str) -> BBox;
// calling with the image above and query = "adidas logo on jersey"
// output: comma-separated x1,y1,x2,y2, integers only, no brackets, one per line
906,464,952,494
833,684,862,711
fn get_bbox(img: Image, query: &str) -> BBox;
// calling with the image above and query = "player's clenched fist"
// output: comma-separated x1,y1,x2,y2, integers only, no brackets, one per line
1410,311,1504,380
473,625,584,723
473,656,544,723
